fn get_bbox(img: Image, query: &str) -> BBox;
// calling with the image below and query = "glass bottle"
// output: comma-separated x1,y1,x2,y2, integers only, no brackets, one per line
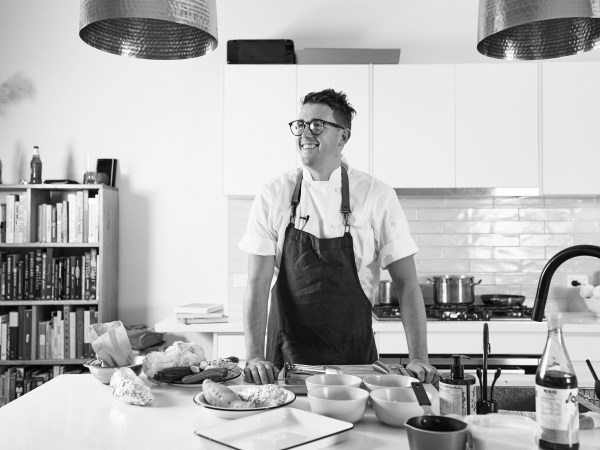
535,314,579,449
30,146,42,184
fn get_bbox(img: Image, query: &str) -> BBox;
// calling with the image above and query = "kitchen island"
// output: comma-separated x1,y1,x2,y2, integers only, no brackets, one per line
1,373,599,449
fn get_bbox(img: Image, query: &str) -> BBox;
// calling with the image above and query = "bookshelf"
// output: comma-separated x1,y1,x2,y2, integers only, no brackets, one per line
0,184,118,404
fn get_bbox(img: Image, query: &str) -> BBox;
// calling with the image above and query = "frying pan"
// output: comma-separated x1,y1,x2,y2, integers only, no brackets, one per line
481,294,525,307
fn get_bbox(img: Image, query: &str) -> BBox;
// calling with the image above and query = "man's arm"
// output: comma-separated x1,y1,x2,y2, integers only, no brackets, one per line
387,255,439,384
243,253,278,384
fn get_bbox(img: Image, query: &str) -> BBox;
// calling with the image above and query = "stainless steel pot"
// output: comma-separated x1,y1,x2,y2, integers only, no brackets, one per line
427,275,482,305
378,280,399,305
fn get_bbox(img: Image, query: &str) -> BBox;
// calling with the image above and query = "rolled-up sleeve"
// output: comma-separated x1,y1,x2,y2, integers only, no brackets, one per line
374,187,418,269
238,184,278,256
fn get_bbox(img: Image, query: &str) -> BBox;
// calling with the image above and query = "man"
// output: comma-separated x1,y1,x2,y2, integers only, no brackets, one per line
239,88,439,385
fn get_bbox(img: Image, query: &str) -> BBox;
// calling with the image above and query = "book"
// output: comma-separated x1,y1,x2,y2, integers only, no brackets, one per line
172,303,224,314
178,316,229,325
8,310,19,360
176,311,225,319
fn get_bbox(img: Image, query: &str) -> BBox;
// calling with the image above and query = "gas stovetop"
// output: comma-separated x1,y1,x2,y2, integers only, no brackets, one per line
372,304,534,321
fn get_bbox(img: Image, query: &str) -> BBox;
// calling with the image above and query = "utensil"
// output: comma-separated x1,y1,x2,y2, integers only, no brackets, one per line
481,294,525,307
411,381,435,415
585,359,600,400
427,275,482,304
392,363,412,377
372,360,391,374
406,381,469,450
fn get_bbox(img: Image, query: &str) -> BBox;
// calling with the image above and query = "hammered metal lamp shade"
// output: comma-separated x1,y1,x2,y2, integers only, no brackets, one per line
79,0,218,59
477,0,600,60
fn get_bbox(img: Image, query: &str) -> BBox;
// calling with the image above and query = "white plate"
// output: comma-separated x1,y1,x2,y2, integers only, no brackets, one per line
193,385,296,419
194,408,353,450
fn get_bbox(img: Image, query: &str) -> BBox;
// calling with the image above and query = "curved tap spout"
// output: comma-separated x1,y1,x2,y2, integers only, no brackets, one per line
532,244,600,321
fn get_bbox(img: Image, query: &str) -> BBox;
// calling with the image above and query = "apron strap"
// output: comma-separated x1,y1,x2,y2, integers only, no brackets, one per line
290,166,352,232
340,166,351,233
290,168,303,224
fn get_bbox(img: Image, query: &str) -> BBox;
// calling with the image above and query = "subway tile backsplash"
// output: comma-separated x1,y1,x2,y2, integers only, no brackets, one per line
227,196,600,313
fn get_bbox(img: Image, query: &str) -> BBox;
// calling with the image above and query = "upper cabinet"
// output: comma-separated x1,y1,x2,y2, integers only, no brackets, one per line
372,65,455,188
542,62,600,195
296,65,371,173
372,64,539,189
455,64,539,188
223,65,297,196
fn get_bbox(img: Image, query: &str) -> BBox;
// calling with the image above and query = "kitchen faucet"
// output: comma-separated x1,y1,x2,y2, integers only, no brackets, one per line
532,244,600,321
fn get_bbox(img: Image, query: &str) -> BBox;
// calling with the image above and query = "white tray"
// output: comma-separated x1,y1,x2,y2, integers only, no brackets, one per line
194,407,353,449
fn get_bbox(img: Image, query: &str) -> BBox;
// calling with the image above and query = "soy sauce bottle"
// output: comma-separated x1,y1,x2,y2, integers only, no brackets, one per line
535,314,579,449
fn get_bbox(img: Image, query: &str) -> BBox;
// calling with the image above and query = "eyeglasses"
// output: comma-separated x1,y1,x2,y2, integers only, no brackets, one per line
288,119,346,136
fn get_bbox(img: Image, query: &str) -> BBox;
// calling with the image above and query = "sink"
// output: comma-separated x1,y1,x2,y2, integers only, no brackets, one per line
485,386,599,414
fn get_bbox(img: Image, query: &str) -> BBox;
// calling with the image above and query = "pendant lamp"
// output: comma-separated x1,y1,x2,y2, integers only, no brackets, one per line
477,0,600,60
79,0,218,60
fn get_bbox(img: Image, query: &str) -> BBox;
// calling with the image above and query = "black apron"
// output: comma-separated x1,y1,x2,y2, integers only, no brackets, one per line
266,166,378,368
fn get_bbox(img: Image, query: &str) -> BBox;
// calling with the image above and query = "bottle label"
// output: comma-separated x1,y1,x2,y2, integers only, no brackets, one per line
535,385,579,444
439,383,476,416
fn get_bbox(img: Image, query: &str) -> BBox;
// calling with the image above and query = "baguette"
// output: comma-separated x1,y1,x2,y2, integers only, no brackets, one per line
202,379,255,409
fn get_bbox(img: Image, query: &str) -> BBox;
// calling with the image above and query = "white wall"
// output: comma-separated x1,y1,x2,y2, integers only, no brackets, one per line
2,1,600,327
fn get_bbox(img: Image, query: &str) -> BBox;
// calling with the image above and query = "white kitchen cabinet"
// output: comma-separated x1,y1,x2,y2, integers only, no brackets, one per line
223,65,297,196
372,65,456,188
296,65,371,173
455,64,539,188
542,62,600,195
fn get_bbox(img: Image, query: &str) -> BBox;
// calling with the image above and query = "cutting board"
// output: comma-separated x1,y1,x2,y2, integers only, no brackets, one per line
278,364,397,394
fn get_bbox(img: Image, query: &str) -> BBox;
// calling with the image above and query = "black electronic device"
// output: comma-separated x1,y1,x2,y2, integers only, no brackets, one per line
96,158,117,187
227,39,296,64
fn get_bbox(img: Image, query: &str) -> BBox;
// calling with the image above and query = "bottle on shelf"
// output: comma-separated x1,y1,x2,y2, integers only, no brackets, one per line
30,146,42,184
535,314,579,450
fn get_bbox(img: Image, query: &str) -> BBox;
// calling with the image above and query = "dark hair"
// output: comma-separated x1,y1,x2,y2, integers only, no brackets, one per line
301,89,356,130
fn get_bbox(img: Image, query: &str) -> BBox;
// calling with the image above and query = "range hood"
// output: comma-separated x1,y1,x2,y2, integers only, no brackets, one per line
393,187,540,197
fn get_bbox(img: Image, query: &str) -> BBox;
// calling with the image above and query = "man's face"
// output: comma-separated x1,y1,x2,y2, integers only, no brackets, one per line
296,103,347,172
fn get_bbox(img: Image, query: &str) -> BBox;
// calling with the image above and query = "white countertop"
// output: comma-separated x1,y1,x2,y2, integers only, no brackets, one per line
0,374,599,449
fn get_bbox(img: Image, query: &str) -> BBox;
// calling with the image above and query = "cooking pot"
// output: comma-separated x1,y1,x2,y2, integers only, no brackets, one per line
378,281,398,305
481,294,525,307
427,275,482,305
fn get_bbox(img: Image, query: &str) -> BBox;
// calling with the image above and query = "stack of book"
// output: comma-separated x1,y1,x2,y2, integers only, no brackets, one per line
174,303,227,325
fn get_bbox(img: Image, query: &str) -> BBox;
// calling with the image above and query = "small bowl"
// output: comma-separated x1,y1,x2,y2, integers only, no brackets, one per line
308,386,369,423
362,374,419,393
405,415,469,450
305,373,363,393
84,355,144,385
584,298,600,315
370,387,432,427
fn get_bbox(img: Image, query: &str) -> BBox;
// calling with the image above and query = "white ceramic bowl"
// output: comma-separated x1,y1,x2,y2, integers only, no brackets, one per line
584,298,600,315
84,355,144,385
308,386,369,423
305,373,363,393
370,387,432,427
362,374,419,393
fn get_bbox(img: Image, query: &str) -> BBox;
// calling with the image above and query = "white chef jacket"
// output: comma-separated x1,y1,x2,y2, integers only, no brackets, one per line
238,165,418,303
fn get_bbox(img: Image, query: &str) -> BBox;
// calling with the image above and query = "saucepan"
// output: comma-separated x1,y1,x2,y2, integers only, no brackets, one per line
481,294,525,307
427,275,482,305
405,381,469,450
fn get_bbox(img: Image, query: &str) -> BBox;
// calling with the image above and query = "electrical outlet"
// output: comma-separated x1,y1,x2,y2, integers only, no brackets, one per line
567,274,589,287
233,273,248,288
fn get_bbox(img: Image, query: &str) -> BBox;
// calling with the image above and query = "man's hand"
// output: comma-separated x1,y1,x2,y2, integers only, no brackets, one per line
244,356,280,384
406,357,440,385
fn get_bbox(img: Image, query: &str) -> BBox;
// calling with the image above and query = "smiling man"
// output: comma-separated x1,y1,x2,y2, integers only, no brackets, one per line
239,89,439,385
